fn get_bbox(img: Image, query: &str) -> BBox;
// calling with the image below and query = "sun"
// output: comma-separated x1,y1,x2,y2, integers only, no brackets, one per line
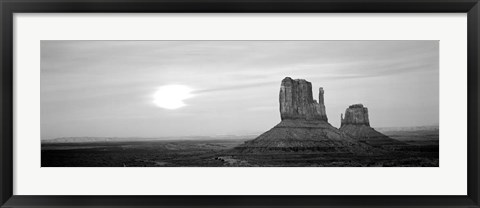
153,85,194,110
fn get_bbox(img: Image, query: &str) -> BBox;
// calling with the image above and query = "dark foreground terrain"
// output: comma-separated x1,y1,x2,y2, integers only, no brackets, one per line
41,129,439,167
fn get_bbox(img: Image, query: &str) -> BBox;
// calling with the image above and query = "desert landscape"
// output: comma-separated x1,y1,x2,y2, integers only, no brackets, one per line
41,41,439,167
41,78,439,167
41,127,438,167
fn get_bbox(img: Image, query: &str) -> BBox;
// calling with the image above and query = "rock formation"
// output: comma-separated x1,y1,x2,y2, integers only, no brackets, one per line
339,104,404,147
235,77,375,153
341,104,369,126
279,77,328,121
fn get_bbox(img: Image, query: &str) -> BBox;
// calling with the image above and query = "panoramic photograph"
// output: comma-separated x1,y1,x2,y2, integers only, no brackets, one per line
41,40,439,167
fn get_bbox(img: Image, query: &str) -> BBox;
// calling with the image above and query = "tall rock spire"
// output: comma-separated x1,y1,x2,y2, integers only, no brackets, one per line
319,87,325,105
279,77,328,122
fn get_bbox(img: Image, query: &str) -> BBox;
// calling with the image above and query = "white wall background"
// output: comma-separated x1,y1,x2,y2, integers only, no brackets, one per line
14,13,467,195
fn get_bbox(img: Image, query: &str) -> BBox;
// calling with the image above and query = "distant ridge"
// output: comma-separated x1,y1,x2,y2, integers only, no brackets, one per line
42,135,257,144
376,125,439,132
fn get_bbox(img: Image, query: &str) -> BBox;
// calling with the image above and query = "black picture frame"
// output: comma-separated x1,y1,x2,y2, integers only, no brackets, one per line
1,0,479,207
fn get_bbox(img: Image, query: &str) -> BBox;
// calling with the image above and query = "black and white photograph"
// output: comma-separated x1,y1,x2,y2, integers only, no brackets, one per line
40,40,439,167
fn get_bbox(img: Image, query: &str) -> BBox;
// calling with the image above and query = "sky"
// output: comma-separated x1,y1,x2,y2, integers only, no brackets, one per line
41,41,439,140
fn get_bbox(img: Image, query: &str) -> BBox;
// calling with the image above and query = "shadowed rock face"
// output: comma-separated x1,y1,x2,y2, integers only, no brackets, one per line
236,119,375,153
341,104,370,127
280,77,327,122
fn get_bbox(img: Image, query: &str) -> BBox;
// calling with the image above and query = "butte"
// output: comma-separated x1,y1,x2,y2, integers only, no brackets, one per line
340,104,404,147
235,77,374,153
